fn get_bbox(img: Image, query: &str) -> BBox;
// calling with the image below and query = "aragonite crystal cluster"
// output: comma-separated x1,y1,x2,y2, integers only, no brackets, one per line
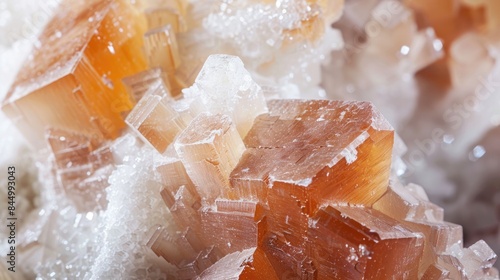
0,0,499,279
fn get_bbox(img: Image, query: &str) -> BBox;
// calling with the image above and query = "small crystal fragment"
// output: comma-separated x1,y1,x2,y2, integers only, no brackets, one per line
144,25,181,74
308,205,424,279
125,94,183,154
195,248,279,280
145,7,187,33
175,113,245,202
201,200,266,254
122,68,171,103
46,128,94,169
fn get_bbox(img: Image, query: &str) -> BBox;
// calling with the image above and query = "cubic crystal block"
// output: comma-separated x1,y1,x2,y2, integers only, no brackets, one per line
147,225,204,267
433,241,498,279
126,94,184,154
161,185,202,233
156,157,196,193
1,0,148,148
145,7,187,32
4,0,500,277
122,68,171,103
373,180,463,276
45,126,116,212
184,54,268,138
169,92,207,130
175,113,245,202
308,205,424,279
201,200,266,254
46,128,94,169
231,99,394,214
144,25,181,74
421,264,450,280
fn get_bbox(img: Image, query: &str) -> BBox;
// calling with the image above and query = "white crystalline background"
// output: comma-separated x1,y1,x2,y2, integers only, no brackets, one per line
181,0,344,99
89,141,174,279
0,0,500,278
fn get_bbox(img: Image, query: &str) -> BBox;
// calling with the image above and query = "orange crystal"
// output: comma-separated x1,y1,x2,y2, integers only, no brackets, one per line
307,205,424,279
231,100,394,213
175,113,246,202
1,0,148,148
125,94,183,154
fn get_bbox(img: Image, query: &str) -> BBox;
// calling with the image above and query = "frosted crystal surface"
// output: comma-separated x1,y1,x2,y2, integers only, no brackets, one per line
183,54,268,137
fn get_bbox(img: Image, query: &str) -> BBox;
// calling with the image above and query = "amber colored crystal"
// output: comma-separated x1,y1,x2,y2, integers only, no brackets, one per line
46,128,94,169
125,94,183,154
421,263,450,280
307,206,424,279
231,100,394,214
161,185,202,233
200,200,266,255
175,113,246,202
147,226,205,268
45,127,114,212
144,25,181,74
156,157,196,194
263,234,316,279
178,246,223,280
403,0,499,87
1,0,148,148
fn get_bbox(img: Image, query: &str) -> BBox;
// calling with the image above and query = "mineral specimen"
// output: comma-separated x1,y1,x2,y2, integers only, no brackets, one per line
131,54,500,279
0,0,499,279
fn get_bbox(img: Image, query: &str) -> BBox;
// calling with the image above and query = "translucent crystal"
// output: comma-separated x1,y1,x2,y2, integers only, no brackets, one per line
122,68,171,103
147,225,204,267
145,7,187,33
126,94,184,154
156,157,196,193
2,0,499,277
45,128,94,169
161,185,202,233
195,248,279,280
1,0,148,148
308,205,424,279
64,165,113,212
373,180,464,275
178,246,223,279
175,113,245,202
144,25,181,75
200,200,266,254
231,100,394,213
183,54,268,138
